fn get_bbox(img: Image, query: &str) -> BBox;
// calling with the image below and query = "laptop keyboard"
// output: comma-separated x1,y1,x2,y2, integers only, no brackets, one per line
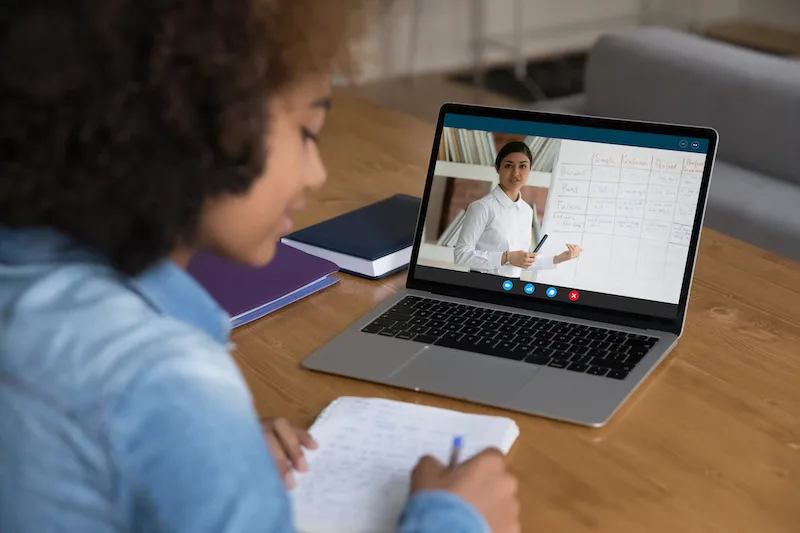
361,296,659,381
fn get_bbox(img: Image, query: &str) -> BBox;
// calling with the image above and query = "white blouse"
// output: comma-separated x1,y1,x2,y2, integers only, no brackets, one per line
454,186,556,279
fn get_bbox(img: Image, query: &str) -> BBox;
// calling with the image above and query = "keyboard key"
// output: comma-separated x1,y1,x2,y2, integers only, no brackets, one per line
362,324,382,334
588,348,610,359
432,312,451,321
443,331,463,341
551,342,571,352
553,334,571,343
528,347,555,358
494,332,517,342
460,326,481,335
427,320,447,329
445,315,464,324
372,318,397,328
379,329,399,337
498,324,519,334
548,360,569,369
531,339,552,348
567,363,589,373
607,370,629,380
571,337,592,346
413,302,433,311
408,325,429,335
518,328,535,337
587,366,608,376
414,310,433,318
591,340,611,350
628,347,650,358
607,335,627,344
409,317,429,326
524,355,551,366
473,337,499,350
465,318,483,327
413,334,440,345
443,323,462,332
404,296,421,303
491,342,525,361
381,312,412,323
570,354,591,365
590,358,634,372
551,350,571,361
427,329,446,338
534,330,555,340
566,345,590,355
430,304,449,313
395,331,415,340
608,344,629,354
589,332,609,341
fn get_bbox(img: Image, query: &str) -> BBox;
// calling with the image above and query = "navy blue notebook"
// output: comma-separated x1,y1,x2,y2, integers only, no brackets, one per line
281,194,421,279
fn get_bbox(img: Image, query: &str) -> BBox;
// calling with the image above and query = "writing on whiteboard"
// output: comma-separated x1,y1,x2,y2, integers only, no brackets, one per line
615,217,643,237
642,220,671,241
621,169,650,184
621,154,651,169
616,200,645,217
559,164,591,180
585,214,615,234
674,203,696,225
556,198,588,214
589,182,619,198
653,157,681,173
591,166,621,182
593,153,619,166
682,157,705,174
618,184,648,199
670,224,692,246
645,201,676,221
551,212,585,232
560,180,589,197
588,198,616,215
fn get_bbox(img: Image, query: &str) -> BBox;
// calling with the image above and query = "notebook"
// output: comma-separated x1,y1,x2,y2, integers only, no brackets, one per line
187,244,339,328
291,397,520,533
281,194,421,280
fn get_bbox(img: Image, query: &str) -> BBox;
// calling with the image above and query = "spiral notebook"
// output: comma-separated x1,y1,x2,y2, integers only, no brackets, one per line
291,397,520,533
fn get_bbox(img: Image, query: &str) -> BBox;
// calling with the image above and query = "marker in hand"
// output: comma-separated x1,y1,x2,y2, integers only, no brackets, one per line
448,436,463,469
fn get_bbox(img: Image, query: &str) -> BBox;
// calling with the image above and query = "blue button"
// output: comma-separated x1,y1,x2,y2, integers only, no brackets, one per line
679,140,688,149
524,283,535,294
546,287,558,298
691,140,700,149
502,280,513,291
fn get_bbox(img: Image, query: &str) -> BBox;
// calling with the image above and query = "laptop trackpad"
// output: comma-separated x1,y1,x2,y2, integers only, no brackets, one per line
388,347,540,405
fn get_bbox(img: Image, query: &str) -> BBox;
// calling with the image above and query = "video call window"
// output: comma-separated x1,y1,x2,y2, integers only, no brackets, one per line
416,123,707,306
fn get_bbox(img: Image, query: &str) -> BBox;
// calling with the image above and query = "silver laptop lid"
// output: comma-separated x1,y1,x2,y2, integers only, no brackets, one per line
406,104,718,336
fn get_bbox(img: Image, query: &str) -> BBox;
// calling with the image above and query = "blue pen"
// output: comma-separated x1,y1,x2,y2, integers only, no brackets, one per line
448,436,463,469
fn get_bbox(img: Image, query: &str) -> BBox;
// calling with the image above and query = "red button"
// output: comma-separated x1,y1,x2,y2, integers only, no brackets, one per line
568,290,580,301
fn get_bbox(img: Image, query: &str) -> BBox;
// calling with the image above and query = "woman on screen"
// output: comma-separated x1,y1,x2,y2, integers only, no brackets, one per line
454,141,582,278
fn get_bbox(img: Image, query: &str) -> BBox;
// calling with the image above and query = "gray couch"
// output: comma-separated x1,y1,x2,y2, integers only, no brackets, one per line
538,27,800,261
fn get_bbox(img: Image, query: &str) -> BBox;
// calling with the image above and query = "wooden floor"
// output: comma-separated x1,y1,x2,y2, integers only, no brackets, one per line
350,74,525,124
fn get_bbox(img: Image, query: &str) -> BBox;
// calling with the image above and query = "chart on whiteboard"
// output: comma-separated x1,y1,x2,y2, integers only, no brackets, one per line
535,140,707,304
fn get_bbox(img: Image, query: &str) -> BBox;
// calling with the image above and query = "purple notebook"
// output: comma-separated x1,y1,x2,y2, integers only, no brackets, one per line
187,243,339,327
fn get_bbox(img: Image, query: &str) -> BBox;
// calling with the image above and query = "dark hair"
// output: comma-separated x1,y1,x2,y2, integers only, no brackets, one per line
0,0,362,275
494,141,533,170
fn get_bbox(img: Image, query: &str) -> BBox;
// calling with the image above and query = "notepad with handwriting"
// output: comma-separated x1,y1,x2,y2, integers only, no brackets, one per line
291,397,520,533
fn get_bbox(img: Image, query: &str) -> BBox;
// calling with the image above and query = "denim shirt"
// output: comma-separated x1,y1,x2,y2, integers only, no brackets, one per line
0,229,488,533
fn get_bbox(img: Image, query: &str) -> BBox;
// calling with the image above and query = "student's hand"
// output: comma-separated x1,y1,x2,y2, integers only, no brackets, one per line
507,250,538,268
260,417,318,489
410,449,520,533
554,243,583,265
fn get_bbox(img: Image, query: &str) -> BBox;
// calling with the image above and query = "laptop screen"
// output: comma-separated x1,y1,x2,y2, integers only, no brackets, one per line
411,112,713,320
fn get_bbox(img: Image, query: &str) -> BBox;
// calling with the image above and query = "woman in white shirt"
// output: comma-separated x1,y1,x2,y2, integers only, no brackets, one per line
454,141,582,279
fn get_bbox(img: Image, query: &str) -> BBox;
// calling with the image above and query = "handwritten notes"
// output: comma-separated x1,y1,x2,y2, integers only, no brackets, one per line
551,212,585,232
292,397,519,533
588,198,617,216
538,140,708,304
585,214,615,234
559,164,591,180
559,180,590,197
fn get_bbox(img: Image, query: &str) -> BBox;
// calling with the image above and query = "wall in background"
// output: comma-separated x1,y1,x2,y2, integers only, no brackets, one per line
353,0,799,84
356,0,642,82
740,0,800,32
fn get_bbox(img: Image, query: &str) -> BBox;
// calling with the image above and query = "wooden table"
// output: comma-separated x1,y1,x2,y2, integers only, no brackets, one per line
232,91,800,533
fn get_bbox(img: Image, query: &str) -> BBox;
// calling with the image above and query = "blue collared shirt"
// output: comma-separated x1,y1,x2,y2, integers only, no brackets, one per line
0,229,488,533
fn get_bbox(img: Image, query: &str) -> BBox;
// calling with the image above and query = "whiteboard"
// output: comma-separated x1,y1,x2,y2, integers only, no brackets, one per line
536,140,706,304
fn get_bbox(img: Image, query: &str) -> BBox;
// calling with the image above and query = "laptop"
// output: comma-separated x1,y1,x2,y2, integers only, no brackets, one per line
303,103,718,427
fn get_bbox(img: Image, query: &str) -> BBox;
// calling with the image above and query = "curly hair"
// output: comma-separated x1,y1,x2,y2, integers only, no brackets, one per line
0,0,362,274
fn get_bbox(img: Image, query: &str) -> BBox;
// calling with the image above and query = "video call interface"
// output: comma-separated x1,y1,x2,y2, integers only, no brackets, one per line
413,113,711,319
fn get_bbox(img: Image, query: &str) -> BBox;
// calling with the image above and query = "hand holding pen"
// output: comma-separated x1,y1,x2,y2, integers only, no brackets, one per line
410,437,521,533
